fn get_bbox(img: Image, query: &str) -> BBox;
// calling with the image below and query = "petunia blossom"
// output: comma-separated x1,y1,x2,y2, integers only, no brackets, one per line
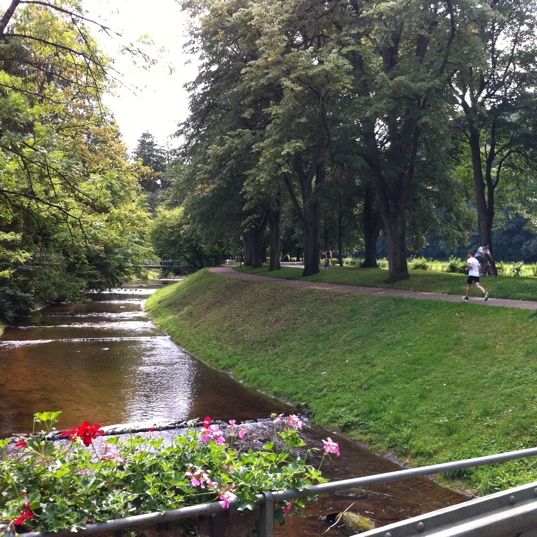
322,437,340,457
202,416,212,429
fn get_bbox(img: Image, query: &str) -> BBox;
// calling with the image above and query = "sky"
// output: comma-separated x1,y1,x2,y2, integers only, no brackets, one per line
83,0,198,153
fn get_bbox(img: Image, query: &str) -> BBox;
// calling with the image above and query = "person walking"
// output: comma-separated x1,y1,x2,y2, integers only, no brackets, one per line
324,249,333,269
476,242,494,276
464,249,489,302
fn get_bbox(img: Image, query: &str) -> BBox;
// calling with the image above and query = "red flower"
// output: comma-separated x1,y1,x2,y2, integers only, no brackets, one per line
202,416,212,429
13,502,34,526
61,421,104,447
15,438,28,449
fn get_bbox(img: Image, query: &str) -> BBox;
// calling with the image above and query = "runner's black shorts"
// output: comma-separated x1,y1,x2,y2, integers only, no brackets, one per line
467,275,480,284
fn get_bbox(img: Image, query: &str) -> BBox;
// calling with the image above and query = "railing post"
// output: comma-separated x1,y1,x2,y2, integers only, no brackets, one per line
258,491,274,537
209,512,225,537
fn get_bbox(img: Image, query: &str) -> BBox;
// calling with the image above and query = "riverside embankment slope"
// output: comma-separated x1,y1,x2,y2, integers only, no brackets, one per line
146,269,537,493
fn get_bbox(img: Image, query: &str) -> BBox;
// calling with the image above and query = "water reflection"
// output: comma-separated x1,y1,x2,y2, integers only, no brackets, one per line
0,283,466,536
0,286,288,435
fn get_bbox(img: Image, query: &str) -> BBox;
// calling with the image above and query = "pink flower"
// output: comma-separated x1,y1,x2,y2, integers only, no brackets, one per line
228,419,237,427
322,437,340,457
203,416,212,429
100,444,124,463
273,414,304,430
238,426,248,439
185,467,218,489
201,425,225,444
219,490,236,509
283,502,294,516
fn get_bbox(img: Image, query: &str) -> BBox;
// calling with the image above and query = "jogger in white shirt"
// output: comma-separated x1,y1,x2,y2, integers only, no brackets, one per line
464,250,489,302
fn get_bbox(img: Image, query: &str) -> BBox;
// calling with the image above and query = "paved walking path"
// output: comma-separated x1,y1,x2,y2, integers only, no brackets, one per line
209,267,537,310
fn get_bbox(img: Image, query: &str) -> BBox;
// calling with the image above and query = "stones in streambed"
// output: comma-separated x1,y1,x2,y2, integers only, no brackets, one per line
7,416,310,453
326,510,375,533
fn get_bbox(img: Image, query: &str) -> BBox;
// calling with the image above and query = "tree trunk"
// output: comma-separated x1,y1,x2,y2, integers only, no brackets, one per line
302,209,320,276
469,128,492,244
384,211,409,281
469,126,498,274
362,182,381,268
337,212,344,267
242,223,265,268
301,161,324,277
285,153,323,277
267,207,281,271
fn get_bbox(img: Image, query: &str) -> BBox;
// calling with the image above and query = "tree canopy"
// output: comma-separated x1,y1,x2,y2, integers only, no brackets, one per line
0,0,150,320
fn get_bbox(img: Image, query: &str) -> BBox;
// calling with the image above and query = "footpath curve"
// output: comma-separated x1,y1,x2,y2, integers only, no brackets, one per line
209,267,537,310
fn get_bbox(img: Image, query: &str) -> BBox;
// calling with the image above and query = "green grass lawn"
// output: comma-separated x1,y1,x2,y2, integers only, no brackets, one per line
146,270,537,494
240,265,537,301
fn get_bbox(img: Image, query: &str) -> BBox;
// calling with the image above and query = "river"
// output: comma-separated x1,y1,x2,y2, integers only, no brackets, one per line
0,282,466,535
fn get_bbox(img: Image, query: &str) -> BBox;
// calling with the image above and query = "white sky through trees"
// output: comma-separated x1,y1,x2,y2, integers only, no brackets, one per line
83,0,197,153
0,0,196,152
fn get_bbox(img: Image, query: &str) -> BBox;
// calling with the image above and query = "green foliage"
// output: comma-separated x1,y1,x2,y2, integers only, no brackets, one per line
0,2,151,319
0,412,325,533
0,287,34,323
408,257,429,270
511,262,524,277
147,271,537,493
150,207,226,269
446,256,467,274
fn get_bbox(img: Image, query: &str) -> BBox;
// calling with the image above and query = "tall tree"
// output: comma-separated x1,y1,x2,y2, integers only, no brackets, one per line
451,0,537,258
341,0,462,281
0,1,150,314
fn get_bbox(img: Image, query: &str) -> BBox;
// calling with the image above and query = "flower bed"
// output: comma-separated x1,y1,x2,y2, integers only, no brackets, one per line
0,412,339,535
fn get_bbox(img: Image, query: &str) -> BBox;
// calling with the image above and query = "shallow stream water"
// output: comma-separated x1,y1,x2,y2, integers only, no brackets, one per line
0,283,466,535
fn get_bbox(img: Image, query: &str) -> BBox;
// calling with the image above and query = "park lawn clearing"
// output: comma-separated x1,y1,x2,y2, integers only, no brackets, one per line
146,269,537,494
240,266,537,301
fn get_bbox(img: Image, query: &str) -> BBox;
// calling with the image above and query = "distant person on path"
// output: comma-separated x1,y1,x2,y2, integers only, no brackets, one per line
324,249,333,269
476,243,494,275
464,249,489,302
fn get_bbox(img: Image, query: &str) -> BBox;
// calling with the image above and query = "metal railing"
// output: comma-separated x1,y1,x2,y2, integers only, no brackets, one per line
10,445,537,537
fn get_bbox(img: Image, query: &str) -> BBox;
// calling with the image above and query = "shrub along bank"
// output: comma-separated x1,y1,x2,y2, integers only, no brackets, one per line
146,270,537,494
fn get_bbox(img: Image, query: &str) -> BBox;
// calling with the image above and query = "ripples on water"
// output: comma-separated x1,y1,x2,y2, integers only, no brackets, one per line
0,286,288,436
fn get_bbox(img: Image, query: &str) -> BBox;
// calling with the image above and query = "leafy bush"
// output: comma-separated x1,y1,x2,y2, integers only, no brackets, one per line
0,412,335,534
446,256,467,274
408,257,430,270
511,262,524,277
0,287,34,323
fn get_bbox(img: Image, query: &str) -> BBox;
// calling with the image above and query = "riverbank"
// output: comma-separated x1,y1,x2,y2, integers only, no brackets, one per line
146,270,537,494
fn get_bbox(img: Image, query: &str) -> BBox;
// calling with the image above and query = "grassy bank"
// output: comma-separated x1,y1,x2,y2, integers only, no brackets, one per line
241,266,537,301
146,270,537,493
